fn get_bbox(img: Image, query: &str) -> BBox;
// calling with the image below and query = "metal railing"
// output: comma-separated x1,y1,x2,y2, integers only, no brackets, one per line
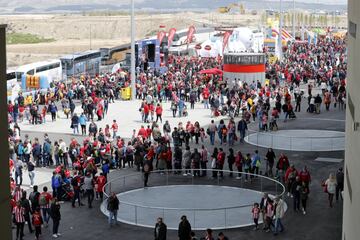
245,129,345,151
102,169,286,230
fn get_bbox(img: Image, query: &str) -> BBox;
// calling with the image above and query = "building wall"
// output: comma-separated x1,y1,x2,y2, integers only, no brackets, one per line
343,1,360,239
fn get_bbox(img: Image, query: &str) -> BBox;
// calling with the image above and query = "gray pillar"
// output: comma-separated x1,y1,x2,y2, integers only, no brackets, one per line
0,24,12,240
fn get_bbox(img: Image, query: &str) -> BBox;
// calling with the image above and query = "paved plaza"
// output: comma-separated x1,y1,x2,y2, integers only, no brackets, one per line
13,95,345,240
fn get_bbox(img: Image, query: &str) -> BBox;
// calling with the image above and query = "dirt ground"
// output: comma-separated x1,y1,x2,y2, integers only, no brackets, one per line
2,12,347,67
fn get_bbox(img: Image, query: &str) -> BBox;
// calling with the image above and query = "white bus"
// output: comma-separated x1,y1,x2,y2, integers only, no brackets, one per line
6,70,18,88
15,59,62,86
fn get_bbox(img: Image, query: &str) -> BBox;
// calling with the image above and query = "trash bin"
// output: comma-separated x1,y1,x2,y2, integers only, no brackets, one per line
121,87,131,100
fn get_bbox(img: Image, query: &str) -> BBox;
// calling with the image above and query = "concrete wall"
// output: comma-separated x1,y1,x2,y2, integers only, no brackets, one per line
343,1,360,239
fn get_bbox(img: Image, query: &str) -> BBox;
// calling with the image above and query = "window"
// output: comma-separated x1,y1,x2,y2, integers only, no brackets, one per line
346,166,352,202
36,65,49,73
27,69,35,75
6,72,16,81
16,72,24,80
349,21,357,38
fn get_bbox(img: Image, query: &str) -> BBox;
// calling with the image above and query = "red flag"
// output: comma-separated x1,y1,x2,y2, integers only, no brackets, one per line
222,31,231,53
157,31,166,44
186,26,196,44
168,28,177,46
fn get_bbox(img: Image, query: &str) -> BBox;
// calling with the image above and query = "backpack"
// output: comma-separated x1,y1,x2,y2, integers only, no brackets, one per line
53,176,61,188
39,194,47,206
32,214,42,226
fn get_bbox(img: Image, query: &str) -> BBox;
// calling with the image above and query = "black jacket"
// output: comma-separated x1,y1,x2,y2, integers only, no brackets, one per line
154,222,167,240
178,220,192,240
50,203,61,221
107,196,119,212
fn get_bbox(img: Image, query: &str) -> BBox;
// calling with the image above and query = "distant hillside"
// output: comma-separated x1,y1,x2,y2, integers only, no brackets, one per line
1,0,347,14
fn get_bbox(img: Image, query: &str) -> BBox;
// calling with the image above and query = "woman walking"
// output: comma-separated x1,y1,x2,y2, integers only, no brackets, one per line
50,197,61,238
324,173,337,208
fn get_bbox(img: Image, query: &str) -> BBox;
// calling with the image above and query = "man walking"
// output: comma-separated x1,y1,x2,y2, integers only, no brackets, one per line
107,192,119,227
154,217,167,240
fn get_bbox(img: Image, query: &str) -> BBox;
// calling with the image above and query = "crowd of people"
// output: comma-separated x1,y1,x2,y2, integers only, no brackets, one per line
7,33,347,239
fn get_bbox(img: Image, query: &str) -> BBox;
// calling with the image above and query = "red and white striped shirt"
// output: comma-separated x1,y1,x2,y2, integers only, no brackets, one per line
13,206,25,223
13,190,22,202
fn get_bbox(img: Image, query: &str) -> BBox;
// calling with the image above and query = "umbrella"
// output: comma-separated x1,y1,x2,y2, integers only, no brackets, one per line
198,68,223,75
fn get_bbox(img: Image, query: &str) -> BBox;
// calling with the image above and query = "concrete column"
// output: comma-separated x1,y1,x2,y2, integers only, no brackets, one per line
0,24,12,240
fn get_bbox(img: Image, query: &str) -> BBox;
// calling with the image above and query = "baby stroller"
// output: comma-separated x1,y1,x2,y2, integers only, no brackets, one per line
61,183,74,201
182,106,188,117
288,110,296,119
269,117,278,131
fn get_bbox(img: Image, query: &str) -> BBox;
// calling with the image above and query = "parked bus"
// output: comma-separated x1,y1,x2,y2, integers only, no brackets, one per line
60,50,102,79
15,59,62,90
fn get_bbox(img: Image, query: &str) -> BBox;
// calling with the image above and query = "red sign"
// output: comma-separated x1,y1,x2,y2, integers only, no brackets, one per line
222,31,232,53
204,45,211,51
186,25,196,44
157,31,166,44
168,28,177,46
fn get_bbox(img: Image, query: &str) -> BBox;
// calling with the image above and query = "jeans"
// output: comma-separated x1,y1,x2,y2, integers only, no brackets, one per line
273,218,284,234
52,219,60,234
86,189,94,207
108,210,118,225
28,171,35,186
15,171,23,185
239,130,246,142
73,124,79,134
16,222,24,239
72,189,81,206
204,99,209,109
209,132,215,145
228,133,234,145
42,208,50,223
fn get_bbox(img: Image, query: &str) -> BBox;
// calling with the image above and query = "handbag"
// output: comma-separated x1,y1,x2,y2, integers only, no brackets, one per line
211,158,216,169
322,182,328,193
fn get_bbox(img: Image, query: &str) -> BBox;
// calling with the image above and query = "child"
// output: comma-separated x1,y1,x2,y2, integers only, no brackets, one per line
252,202,260,230
32,208,43,240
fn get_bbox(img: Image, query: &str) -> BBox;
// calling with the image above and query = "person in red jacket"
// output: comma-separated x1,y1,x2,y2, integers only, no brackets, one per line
146,126,152,140
32,208,43,240
217,148,226,178
299,165,311,187
155,104,163,123
143,103,149,123
285,165,299,197
138,126,147,139
96,173,107,201
276,153,290,182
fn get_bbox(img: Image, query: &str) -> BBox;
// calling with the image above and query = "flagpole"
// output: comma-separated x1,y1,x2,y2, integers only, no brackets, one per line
278,0,283,61
130,0,136,100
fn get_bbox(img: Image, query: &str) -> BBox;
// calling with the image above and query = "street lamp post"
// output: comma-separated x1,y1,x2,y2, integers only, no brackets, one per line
130,0,136,100
292,0,295,38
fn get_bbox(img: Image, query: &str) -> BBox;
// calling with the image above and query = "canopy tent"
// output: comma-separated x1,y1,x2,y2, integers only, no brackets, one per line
198,68,223,75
